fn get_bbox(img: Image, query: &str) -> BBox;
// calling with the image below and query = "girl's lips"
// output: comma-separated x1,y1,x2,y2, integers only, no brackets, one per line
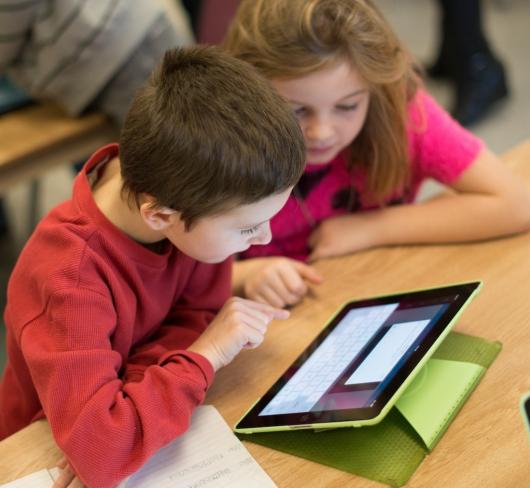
308,145,334,154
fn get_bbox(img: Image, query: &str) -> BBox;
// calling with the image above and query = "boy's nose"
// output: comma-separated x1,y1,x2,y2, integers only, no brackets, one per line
252,223,272,246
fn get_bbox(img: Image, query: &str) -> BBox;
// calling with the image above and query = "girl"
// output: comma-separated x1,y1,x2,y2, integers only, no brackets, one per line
226,0,530,308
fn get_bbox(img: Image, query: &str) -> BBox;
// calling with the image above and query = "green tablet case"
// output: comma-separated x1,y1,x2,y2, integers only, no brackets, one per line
237,331,501,487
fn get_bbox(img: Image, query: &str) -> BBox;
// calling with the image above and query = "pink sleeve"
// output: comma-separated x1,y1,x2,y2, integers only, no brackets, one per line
407,89,485,184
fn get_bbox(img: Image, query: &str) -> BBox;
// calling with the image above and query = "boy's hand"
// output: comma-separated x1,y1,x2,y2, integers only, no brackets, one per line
187,297,289,371
52,457,85,487
243,257,323,308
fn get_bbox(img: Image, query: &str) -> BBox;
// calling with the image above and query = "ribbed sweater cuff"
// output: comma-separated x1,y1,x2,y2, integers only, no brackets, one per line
159,350,215,387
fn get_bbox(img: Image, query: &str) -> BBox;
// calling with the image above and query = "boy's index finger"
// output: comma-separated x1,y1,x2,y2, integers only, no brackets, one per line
242,298,290,319
257,302,290,320
271,307,290,320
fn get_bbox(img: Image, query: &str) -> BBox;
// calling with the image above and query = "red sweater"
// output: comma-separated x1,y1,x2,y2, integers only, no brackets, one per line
0,144,231,487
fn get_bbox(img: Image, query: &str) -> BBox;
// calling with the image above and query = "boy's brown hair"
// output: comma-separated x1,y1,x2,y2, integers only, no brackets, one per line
120,46,305,228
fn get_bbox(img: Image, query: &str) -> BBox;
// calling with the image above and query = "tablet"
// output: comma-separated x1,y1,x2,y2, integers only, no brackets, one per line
235,281,482,433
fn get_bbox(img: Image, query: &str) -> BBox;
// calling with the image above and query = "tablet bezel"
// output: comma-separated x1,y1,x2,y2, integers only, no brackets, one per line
235,281,482,433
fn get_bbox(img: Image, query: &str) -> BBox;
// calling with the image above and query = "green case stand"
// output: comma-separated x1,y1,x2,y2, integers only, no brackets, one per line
394,358,484,450
237,332,501,487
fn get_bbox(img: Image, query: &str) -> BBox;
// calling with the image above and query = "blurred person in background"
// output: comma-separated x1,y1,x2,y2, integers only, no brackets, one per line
0,0,193,237
428,0,508,126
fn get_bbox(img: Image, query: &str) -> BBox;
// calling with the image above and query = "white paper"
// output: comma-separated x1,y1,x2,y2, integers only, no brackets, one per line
0,470,54,488
1,406,276,488
119,405,277,488
47,469,60,483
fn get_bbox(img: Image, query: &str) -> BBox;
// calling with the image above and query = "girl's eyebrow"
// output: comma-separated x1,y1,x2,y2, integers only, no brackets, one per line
288,89,367,106
338,89,368,100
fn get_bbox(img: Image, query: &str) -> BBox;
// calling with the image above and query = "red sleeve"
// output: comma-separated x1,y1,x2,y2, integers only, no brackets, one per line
122,258,232,383
20,259,231,488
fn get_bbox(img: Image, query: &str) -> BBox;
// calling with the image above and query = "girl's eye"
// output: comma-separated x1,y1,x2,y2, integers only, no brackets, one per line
241,225,259,236
337,103,359,112
293,107,308,117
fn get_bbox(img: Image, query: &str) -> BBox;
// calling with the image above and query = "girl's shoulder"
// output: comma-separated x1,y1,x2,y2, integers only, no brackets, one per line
405,88,484,183
405,87,484,149
406,88,451,131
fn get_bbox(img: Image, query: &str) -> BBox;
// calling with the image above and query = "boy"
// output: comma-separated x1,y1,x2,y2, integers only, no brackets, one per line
0,46,305,488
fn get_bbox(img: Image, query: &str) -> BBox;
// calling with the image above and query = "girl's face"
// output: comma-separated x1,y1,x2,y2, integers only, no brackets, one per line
272,61,370,165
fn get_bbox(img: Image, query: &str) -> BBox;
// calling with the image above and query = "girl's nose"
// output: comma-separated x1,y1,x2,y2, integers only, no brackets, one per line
305,115,334,143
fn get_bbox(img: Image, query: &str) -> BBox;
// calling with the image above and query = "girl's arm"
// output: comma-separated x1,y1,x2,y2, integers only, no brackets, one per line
377,147,530,242
309,147,530,260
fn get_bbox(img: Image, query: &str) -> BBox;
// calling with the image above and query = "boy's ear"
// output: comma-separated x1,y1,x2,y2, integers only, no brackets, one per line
139,201,181,231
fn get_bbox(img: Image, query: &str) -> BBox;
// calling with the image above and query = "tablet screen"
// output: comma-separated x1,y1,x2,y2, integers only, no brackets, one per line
236,282,481,431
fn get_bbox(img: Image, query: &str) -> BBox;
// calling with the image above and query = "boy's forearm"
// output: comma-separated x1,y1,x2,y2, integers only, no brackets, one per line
371,194,530,246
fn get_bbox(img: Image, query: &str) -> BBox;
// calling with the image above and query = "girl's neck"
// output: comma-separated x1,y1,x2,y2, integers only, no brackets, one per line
305,146,350,172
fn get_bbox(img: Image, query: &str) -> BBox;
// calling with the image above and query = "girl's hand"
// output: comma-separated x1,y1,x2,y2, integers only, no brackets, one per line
52,457,85,488
308,213,381,261
243,257,323,308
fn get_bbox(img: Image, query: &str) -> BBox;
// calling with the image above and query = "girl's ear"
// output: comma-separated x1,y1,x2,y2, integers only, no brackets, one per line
139,200,181,231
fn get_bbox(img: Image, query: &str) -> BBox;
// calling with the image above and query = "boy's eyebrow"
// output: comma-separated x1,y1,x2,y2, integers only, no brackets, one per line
240,218,269,229
288,89,367,106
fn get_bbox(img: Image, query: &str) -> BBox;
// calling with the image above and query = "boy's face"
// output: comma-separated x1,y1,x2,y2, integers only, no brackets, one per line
162,188,293,263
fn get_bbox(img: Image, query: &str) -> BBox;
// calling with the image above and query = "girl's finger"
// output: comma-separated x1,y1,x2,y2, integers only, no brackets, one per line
267,270,303,304
293,261,324,284
254,286,286,309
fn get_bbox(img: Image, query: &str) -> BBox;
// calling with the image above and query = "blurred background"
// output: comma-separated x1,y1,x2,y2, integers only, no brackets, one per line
1,0,529,371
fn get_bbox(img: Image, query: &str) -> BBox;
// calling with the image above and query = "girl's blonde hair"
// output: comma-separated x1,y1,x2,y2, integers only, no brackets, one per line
224,0,421,202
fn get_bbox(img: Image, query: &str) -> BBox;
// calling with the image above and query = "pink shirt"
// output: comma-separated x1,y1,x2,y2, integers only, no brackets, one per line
240,89,484,261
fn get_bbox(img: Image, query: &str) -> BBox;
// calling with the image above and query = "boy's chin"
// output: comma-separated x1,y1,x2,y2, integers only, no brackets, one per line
190,253,231,264
184,245,248,263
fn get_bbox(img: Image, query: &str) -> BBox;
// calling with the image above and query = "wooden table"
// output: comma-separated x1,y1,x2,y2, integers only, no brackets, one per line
2,140,530,487
0,103,116,191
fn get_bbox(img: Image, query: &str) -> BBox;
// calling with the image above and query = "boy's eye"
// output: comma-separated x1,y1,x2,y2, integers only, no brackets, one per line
241,225,260,236
337,103,359,111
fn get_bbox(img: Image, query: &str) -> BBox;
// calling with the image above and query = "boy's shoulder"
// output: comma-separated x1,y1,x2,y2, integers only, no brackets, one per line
12,199,104,284
5,204,109,331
